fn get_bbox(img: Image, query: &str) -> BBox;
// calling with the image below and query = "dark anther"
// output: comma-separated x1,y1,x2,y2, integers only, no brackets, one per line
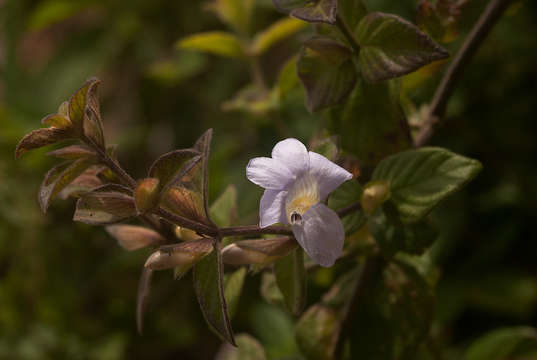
290,212,302,224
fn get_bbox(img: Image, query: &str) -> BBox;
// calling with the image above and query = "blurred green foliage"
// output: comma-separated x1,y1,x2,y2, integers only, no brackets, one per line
1,0,537,359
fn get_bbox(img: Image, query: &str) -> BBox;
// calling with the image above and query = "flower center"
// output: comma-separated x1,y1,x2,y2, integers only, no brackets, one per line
285,173,320,225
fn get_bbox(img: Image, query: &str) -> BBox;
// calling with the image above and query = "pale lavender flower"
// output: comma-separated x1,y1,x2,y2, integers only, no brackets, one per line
246,138,353,267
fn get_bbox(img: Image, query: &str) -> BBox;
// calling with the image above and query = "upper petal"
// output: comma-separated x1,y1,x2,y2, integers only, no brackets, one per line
308,151,353,200
271,138,309,178
259,189,288,228
246,157,294,190
291,203,344,267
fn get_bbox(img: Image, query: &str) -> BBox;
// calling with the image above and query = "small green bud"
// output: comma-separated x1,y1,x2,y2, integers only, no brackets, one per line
134,178,160,214
361,180,391,215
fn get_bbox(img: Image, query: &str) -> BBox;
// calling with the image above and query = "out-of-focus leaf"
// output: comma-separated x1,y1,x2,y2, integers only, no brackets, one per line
274,248,306,315
176,32,245,58
298,36,357,112
338,0,368,30
275,56,299,101
251,18,307,55
69,77,101,135
224,267,247,319
465,327,537,360
310,134,338,162
136,266,153,334
371,147,483,224
47,144,96,160
145,238,213,276
417,0,462,43
215,333,267,360
73,184,136,225
209,184,237,227
222,85,278,115
222,237,298,265
105,225,165,251
39,158,95,213
193,243,236,345
146,52,208,87
349,259,434,359
355,12,449,83
260,272,285,307
369,210,437,257
328,180,365,234
148,149,200,192
295,304,339,360
210,0,254,35
273,0,337,24
321,267,360,308
27,0,91,30
333,79,411,167
16,127,74,158
134,178,160,214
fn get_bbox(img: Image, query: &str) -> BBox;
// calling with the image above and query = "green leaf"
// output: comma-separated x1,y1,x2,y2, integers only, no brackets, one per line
371,147,483,224
105,225,165,251
216,333,267,360
221,85,278,115
310,134,338,162
297,36,357,112
260,272,285,307
210,184,238,227
27,0,90,30
176,32,245,58
349,259,434,359
355,12,449,83
211,0,254,35
148,149,200,192
321,267,360,308
275,55,299,101
39,158,95,213
73,184,136,225
295,304,338,360
16,127,74,158
193,243,236,345
68,77,101,135
368,209,437,257
224,267,247,319
465,327,537,360
47,144,96,160
337,0,368,30
332,78,411,167
251,17,307,55
273,0,337,24
328,180,365,234
194,129,216,225
41,113,71,128
274,248,306,315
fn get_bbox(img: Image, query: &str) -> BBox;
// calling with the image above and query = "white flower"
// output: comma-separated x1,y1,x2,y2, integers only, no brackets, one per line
246,138,353,267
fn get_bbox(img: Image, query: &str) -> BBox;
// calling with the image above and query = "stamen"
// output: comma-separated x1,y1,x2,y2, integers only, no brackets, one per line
290,212,302,224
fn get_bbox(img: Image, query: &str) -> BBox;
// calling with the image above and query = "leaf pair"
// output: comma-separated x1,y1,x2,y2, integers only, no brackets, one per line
297,9,449,112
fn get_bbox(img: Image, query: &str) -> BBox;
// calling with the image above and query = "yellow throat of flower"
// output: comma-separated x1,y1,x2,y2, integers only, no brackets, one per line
285,174,320,225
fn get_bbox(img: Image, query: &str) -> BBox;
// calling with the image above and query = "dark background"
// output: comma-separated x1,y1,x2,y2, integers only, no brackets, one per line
0,0,536,358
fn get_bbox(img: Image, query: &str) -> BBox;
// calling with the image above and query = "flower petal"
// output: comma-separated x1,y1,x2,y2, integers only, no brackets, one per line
271,138,309,177
246,157,294,190
291,203,344,267
308,151,353,200
259,190,288,228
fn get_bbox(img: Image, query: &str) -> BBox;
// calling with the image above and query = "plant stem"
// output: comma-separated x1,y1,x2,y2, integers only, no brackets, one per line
220,224,292,237
335,15,361,55
334,254,384,360
414,0,516,147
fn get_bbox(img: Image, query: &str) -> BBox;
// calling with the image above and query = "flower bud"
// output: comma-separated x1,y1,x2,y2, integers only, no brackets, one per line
222,237,297,266
135,178,160,214
144,238,213,275
361,180,391,215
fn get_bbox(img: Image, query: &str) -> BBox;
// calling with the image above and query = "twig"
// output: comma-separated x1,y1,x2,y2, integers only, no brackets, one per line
414,0,516,147
334,254,384,360
335,15,361,55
